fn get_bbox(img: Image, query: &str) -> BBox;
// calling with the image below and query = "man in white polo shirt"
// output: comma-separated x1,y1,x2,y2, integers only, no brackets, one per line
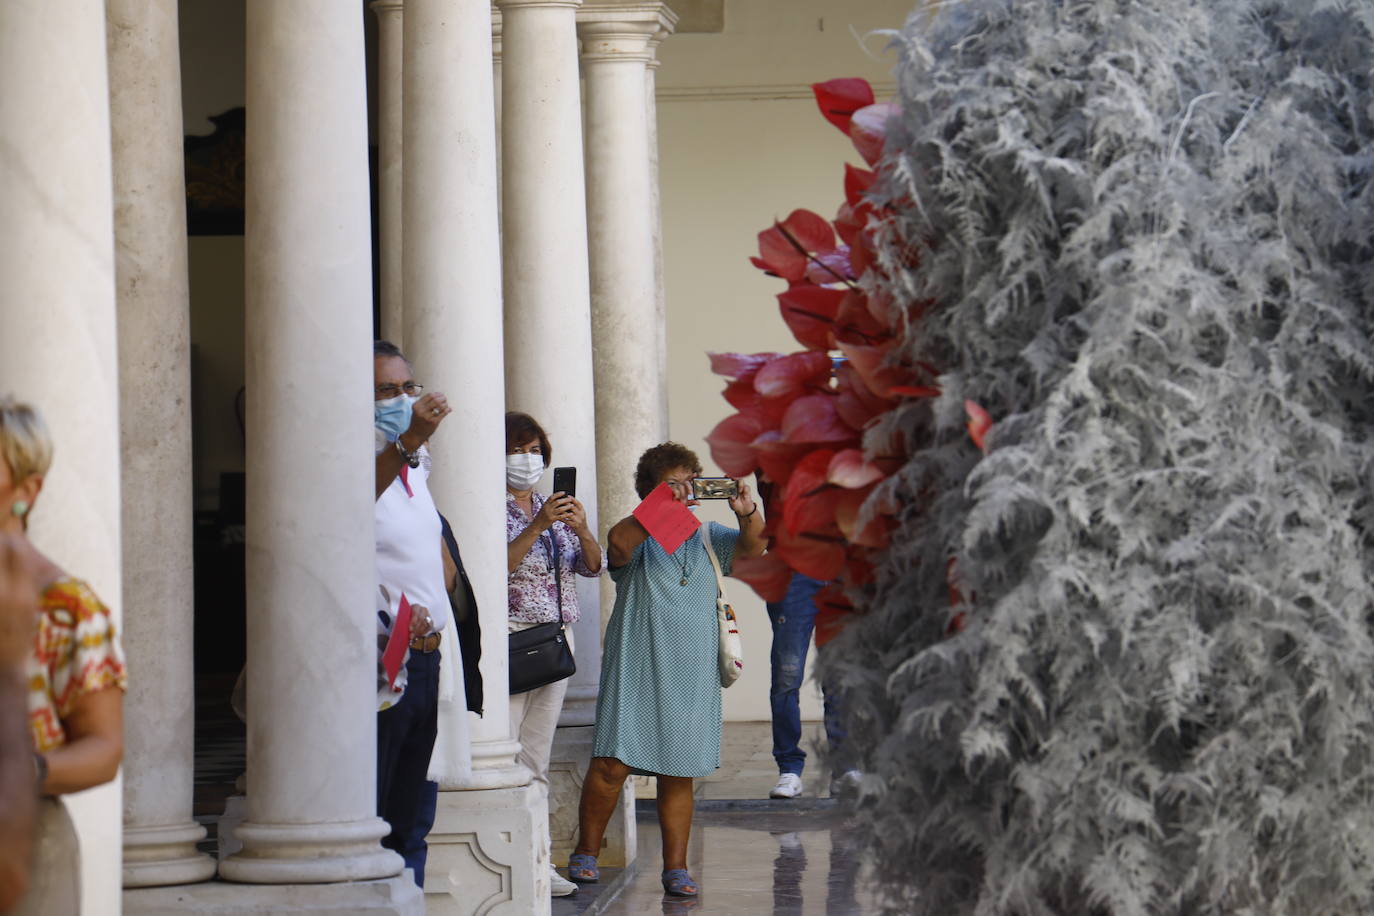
373,339,463,887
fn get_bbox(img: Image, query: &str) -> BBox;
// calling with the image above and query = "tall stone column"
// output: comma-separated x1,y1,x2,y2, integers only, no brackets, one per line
0,1,124,909
499,0,602,734
372,0,405,346
492,9,503,188
578,1,677,598
402,2,544,913
108,0,217,891
217,5,418,910
646,24,672,433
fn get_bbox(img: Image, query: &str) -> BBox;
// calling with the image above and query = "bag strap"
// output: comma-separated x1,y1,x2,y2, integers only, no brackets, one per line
701,523,729,603
546,524,566,626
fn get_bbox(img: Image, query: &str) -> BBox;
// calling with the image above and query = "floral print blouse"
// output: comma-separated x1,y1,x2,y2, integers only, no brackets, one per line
29,578,127,754
507,492,600,625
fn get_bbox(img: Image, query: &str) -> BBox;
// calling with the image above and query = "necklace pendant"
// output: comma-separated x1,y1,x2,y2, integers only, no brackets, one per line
680,577,688,586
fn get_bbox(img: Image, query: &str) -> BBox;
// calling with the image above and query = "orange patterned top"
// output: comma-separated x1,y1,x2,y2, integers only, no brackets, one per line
28,578,127,753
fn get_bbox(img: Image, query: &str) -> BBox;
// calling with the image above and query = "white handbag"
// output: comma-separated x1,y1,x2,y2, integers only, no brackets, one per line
702,524,744,688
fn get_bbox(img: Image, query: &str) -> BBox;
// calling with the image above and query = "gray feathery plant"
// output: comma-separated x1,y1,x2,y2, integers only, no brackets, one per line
822,1,1374,913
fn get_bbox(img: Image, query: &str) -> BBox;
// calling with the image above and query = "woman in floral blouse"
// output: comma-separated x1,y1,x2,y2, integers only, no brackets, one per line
505,411,602,898
1,399,126,914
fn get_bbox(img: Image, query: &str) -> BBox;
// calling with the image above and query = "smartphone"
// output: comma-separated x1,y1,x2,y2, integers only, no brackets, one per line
552,466,576,499
691,477,739,500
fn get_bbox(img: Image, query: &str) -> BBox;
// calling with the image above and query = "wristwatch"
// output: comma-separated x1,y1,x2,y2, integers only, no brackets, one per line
395,437,421,468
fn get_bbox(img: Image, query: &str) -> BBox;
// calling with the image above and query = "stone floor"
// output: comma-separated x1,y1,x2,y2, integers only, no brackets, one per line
552,722,880,916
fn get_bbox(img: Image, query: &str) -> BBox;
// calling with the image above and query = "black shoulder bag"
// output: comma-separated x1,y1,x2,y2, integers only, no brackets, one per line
508,527,577,695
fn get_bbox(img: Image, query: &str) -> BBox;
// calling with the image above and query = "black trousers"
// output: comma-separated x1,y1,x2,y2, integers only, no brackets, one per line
377,648,440,885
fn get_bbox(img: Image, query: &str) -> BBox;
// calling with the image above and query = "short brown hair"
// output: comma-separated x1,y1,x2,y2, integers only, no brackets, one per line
634,442,702,499
505,412,551,466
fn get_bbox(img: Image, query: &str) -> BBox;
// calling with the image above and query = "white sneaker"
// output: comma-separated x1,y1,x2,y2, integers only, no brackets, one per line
769,772,803,798
550,866,578,897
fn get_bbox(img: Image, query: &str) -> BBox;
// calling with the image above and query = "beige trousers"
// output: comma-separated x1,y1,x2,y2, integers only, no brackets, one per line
508,622,574,859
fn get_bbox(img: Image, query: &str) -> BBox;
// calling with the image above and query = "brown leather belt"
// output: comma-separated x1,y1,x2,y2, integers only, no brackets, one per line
409,632,441,654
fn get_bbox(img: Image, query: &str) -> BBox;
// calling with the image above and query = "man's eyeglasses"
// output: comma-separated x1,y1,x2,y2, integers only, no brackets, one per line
375,383,424,400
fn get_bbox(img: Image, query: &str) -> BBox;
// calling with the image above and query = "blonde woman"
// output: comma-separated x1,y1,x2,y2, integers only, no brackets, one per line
1,399,126,913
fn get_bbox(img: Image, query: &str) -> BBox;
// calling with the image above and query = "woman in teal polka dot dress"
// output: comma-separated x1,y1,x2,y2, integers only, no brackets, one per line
569,443,766,898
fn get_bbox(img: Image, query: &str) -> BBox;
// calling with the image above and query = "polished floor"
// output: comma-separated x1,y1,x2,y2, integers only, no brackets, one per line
554,722,880,916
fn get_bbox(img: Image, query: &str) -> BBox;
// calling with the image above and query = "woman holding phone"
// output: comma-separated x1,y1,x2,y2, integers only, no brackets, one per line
568,442,766,897
504,411,602,898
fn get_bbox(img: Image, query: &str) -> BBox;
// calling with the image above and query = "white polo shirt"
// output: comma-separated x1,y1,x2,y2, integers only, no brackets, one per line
375,450,449,635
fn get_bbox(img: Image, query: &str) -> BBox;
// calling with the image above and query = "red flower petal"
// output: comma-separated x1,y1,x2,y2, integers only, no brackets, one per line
849,102,898,167
812,78,876,135
781,394,857,444
773,525,847,581
752,432,814,488
965,400,992,452
814,585,856,646
775,286,844,352
782,449,841,536
707,412,768,477
843,163,877,206
803,248,854,286
827,449,886,489
887,385,941,398
708,351,783,381
753,350,833,400
730,552,795,603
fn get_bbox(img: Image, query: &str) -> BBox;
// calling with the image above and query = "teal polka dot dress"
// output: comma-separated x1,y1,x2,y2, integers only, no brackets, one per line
592,521,739,777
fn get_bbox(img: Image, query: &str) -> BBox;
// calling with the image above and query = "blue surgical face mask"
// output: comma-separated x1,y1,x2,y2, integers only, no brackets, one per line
374,393,416,443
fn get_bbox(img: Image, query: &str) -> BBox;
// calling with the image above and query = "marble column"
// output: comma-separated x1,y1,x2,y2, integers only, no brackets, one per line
372,0,405,347
0,1,124,909
646,24,672,434
218,4,416,906
498,0,602,733
107,0,217,891
578,2,677,602
492,9,503,189
402,2,545,913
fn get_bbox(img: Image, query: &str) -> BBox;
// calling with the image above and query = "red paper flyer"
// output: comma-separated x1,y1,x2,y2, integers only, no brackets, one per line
382,592,413,690
632,482,701,554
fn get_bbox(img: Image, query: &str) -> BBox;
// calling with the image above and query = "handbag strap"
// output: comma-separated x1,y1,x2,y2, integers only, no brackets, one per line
700,523,729,604
544,523,566,626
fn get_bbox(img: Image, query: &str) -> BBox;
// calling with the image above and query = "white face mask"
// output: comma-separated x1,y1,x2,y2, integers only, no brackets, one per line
506,452,545,490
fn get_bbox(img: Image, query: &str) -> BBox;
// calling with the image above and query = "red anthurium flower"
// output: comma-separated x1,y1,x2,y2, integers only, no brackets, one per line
843,163,877,206
752,432,815,489
707,412,769,477
730,552,795,603
849,102,899,167
838,340,921,398
812,78,876,135
965,400,992,452
826,449,886,489
753,350,833,399
708,351,782,381
776,286,845,351
781,394,857,444
773,525,847,581
833,486,893,548
782,449,841,536
888,385,942,399
804,247,855,286
833,290,890,345
814,587,856,647
753,209,837,282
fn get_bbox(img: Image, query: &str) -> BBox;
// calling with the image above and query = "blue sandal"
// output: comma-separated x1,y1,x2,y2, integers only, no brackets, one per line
661,868,699,897
568,853,599,884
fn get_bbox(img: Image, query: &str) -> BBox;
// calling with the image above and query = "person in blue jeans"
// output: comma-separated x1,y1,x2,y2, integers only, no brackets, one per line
765,572,856,799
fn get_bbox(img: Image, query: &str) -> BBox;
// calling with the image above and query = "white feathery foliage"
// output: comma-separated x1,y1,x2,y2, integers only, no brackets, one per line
823,1,1374,912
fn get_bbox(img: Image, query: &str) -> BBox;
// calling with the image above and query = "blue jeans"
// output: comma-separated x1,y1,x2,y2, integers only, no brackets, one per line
377,648,440,886
766,574,846,776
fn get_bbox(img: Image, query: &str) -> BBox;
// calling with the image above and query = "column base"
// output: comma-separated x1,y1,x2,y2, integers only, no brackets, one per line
425,781,550,916
123,875,423,915
548,725,636,868
122,821,218,887
218,815,403,885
